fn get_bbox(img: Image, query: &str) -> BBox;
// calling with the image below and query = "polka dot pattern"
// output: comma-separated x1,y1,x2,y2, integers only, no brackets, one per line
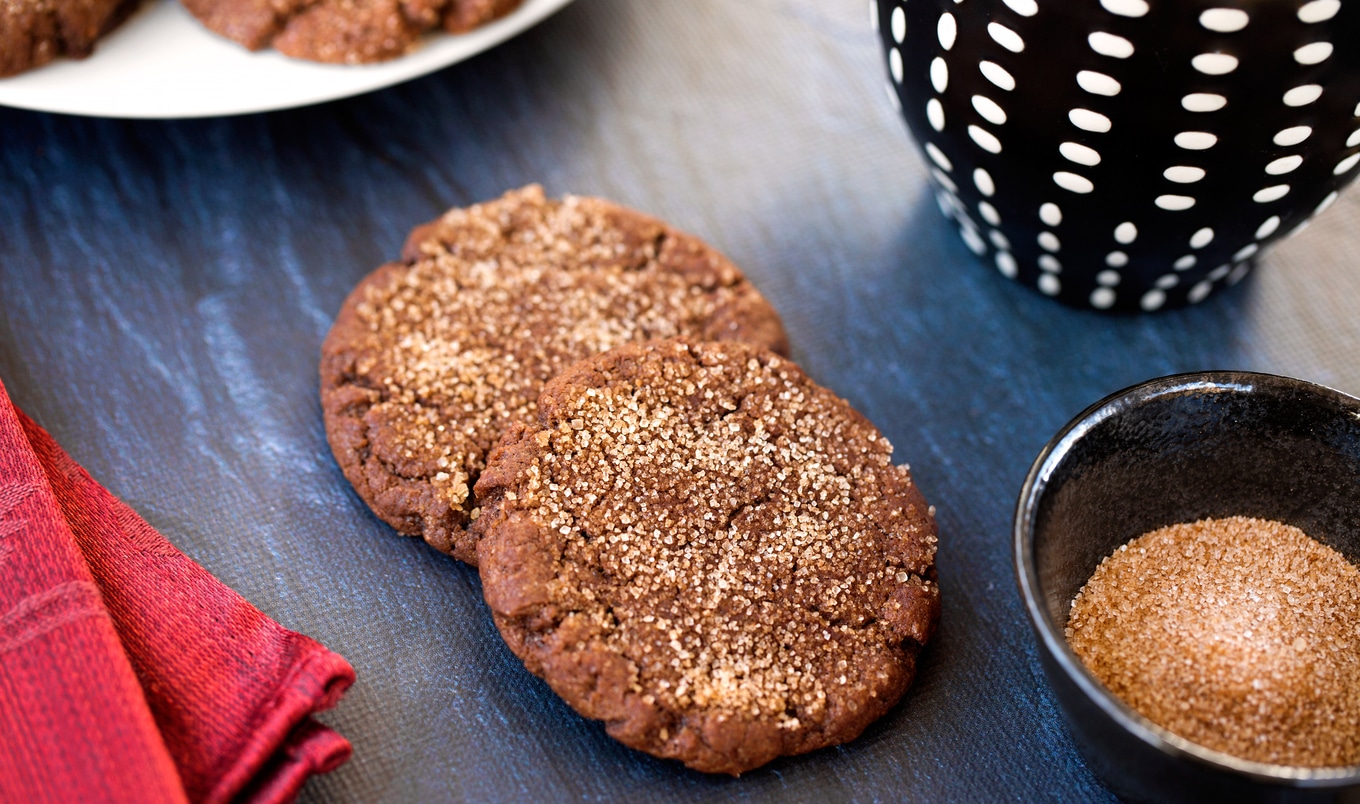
1002,0,1038,16
1274,125,1312,146
987,23,1025,53
972,95,1007,125
1077,71,1122,96
1101,0,1148,18
927,98,946,131
1060,142,1101,166
1283,84,1323,107
1253,185,1290,203
1174,131,1218,151
1140,289,1166,310
930,58,949,93
995,251,1019,277
1182,93,1227,113
1054,171,1095,194
1266,155,1303,175
969,126,1003,154
960,225,987,255
1192,53,1238,75
1163,166,1206,184
973,168,995,197
1200,8,1249,32
980,63,1016,92
1089,32,1134,59
876,0,1360,311
1295,42,1333,65
1155,195,1196,211
1298,0,1339,23
925,142,953,172
1069,109,1112,133
937,13,956,49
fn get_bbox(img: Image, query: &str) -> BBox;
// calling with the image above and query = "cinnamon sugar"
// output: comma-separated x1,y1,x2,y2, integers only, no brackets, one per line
1066,516,1360,767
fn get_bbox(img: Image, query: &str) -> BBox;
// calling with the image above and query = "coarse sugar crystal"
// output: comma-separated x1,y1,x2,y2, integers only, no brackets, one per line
1066,516,1360,767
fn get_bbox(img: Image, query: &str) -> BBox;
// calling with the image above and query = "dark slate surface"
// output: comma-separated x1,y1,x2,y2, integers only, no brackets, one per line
2,1,1359,801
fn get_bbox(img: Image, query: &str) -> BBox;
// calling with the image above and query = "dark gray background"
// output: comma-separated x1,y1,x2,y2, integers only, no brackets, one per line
2,1,1358,800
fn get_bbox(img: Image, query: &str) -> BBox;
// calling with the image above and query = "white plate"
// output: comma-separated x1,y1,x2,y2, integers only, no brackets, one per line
0,0,574,119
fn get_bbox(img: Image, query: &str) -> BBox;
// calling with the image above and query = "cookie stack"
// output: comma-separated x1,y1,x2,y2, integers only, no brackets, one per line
0,0,523,77
181,0,524,64
320,186,939,774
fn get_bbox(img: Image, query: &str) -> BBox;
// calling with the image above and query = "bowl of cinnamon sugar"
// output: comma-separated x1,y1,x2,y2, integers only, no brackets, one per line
1015,371,1360,802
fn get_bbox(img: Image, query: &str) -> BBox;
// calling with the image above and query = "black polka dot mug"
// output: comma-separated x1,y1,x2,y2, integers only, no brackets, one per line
876,0,1360,311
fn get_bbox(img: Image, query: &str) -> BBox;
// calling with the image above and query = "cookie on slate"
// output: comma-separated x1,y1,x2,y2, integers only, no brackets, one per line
181,0,522,64
320,186,788,565
1,0,136,77
474,338,940,775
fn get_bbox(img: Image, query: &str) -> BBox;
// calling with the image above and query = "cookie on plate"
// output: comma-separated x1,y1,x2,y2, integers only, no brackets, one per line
1,0,136,77
475,338,939,775
181,0,522,64
320,186,787,565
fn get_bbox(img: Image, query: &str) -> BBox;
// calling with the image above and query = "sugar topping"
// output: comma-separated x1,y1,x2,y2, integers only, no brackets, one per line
499,340,937,726
1067,516,1360,767
346,186,770,529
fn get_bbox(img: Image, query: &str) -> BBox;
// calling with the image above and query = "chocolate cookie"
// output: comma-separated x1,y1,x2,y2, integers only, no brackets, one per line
320,186,788,565
181,0,522,64
474,338,939,775
1,0,136,77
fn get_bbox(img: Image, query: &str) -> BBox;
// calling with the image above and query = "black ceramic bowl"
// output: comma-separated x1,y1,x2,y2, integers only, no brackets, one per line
1014,372,1360,802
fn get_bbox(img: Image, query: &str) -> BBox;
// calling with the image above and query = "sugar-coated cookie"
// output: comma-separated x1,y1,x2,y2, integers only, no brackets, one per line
320,187,787,564
475,338,939,774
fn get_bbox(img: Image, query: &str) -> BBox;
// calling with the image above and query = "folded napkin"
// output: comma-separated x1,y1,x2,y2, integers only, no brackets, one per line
0,377,355,803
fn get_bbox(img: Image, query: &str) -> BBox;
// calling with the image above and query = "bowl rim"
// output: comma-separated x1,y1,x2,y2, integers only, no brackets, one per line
1013,369,1360,787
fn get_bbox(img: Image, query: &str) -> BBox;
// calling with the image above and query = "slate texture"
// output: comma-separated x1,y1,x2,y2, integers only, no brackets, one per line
2,1,1359,800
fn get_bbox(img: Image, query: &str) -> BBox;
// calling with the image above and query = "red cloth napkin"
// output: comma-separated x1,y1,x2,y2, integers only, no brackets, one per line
0,377,355,804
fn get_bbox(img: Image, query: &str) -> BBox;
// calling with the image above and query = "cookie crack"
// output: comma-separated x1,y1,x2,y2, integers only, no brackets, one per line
648,230,669,273
717,494,772,533
717,394,750,420
330,372,463,488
